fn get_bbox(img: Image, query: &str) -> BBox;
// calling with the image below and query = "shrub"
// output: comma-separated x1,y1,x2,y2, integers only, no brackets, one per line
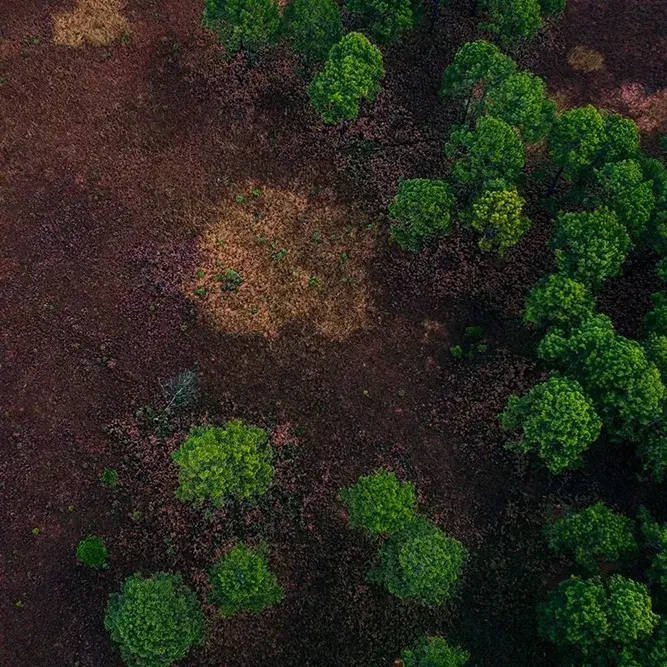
339,469,417,535
602,113,640,164
482,0,542,44
368,517,468,606
388,179,455,251
401,636,470,667
172,420,274,507
101,468,119,487
523,273,595,328
202,0,280,57
465,186,530,255
346,0,415,42
281,0,342,63
209,543,284,617
549,208,631,288
544,502,637,571
308,32,385,124
105,572,204,667
76,535,109,569
484,71,555,143
499,374,601,473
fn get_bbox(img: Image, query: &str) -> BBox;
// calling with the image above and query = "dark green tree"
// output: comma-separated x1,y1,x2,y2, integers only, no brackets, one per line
538,0,565,16
340,468,417,536
499,374,602,473
620,621,667,667
282,0,342,63
482,0,542,44
346,0,416,42
105,573,204,667
549,208,631,288
388,179,455,251
523,273,595,328
202,0,281,57
76,535,109,569
401,636,470,667
308,32,385,124
638,506,667,589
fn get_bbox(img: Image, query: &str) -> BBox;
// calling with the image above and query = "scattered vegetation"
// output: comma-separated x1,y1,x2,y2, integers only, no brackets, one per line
76,535,109,569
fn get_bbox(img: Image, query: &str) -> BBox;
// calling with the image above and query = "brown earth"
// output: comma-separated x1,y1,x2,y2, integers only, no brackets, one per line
1,1,666,666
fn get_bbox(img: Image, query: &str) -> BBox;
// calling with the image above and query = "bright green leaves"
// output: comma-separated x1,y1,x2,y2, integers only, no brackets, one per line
401,636,470,667
523,273,595,328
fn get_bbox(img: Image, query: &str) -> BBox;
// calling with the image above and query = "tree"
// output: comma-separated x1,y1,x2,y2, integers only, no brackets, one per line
499,374,602,473
388,179,455,251
549,208,631,288
641,157,667,214
544,502,637,572
346,0,416,43
202,0,280,57
340,469,417,536
538,0,566,16
209,543,284,617
401,636,470,667
76,535,109,569
642,291,667,337
602,113,640,163
446,116,524,195
465,186,530,255
620,621,667,667
484,71,555,143
440,41,517,121
637,422,667,483
282,0,342,63
594,160,656,243
172,420,274,507
638,506,667,589
523,273,595,328
482,0,542,44
606,576,660,645
369,517,468,606
308,32,385,124
105,573,204,667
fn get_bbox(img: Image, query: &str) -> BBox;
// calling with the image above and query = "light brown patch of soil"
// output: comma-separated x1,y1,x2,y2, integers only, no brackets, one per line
185,185,377,340
566,46,605,73
52,0,129,47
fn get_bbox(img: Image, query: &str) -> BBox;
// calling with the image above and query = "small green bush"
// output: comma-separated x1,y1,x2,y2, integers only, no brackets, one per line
101,468,119,487
388,179,455,251
401,636,470,667
76,535,109,569
209,543,284,617
172,420,274,507
369,517,468,606
523,273,595,328
340,469,417,536
105,572,204,667
544,502,637,571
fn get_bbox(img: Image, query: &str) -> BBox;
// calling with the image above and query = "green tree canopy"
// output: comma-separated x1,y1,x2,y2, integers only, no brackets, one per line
538,0,566,16
346,0,416,42
105,573,204,667
482,0,542,44
484,71,555,143
602,112,641,163
499,374,601,473
549,208,631,288
203,0,281,57
282,0,342,63
172,420,274,507
638,506,667,589
401,636,470,667
638,421,667,483
308,32,385,124
340,468,417,536
545,502,637,572
523,273,595,328
388,179,455,251
369,517,468,606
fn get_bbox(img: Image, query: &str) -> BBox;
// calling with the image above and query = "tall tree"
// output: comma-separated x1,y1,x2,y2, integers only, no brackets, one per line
482,0,542,44
282,0,342,63
346,0,416,43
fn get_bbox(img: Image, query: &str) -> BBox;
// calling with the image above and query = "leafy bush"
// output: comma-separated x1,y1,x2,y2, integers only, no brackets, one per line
368,517,468,606
544,502,637,571
209,543,284,617
346,0,416,42
282,0,342,63
202,0,280,57
76,535,109,569
523,273,595,328
482,0,542,44
465,186,530,255
388,179,455,251
340,469,417,536
105,572,204,667
499,374,601,473
308,32,385,124
172,420,274,507
101,468,119,487
549,208,631,288
401,636,470,667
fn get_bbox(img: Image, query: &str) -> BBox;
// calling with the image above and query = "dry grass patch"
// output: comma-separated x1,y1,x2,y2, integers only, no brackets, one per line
53,0,129,47
186,185,377,340
567,46,605,73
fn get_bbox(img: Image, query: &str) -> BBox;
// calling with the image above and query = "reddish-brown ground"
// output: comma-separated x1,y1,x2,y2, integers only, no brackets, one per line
1,1,666,666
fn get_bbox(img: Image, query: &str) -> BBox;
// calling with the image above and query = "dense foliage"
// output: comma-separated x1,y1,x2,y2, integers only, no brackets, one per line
544,502,637,571
282,0,342,63
172,420,274,507
309,32,385,124
401,636,470,667
523,273,595,328
209,543,284,617
388,179,455,251
638,507,667,589
340,468,417,536
500,374,601,473
76,535,109,569
105,573,204,667
482,0,542,44
346,0,416,42
538,0,566,16
369,517,468,606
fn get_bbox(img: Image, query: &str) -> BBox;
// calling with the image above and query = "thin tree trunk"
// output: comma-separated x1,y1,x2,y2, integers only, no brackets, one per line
547,165,565,196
